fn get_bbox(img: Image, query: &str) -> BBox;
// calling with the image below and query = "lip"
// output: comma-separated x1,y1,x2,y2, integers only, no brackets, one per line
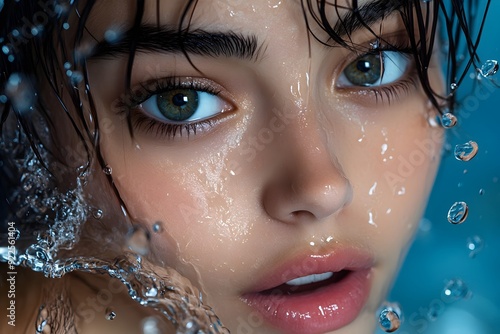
241,247,374,334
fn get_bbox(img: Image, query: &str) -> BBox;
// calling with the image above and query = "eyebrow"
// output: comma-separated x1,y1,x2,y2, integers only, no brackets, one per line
332,0,408,37
89,0,407,61
91,25,264,61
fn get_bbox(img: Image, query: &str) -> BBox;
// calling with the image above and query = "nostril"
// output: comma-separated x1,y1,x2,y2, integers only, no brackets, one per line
290,210,316,222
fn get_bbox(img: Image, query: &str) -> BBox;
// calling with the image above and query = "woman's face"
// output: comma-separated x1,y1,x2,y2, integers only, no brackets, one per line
81,0,444,333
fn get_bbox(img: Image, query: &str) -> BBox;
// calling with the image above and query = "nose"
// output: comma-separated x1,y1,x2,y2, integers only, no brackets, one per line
262,117,353,225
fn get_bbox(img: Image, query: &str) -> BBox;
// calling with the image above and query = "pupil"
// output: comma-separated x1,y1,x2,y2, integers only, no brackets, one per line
157,89,199,122
357,60,372,73
172,93,189,107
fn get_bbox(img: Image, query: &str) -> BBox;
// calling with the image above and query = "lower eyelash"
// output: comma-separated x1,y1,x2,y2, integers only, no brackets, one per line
132,112,215,139
370,76,419,104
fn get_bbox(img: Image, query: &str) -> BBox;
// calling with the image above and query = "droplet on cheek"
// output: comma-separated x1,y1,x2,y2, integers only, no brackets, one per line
105,308,116,320
152,222,164,234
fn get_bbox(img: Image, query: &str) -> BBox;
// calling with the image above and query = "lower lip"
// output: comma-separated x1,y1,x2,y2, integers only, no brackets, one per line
242,269,373,334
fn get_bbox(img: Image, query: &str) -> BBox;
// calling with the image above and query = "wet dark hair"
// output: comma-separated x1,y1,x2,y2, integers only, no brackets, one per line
0,0,492,239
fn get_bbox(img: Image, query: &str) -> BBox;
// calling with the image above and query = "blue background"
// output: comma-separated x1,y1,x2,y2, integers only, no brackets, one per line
377,1,500,333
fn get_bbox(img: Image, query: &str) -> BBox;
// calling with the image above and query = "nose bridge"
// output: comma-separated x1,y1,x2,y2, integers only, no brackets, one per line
262,89,353,224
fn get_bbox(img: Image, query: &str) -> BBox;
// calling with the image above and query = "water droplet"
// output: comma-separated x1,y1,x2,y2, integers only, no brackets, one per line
442,278,471,301
63,22,70,30
127,227,150,256
478,60,499,78
5,73,36,113
0,95,7,103
181,319,202,334
441,113,457,129
152,222,163,233
1,45,10,55
36,305,48,333
466,235,484,258
381,143,388,155
92,209,103,220
64,62,72,70
378,302,402,333
142,317,160,334
25,245,50,272
447,201,469,225
103,165,112,175
104,28,123,43
450,82,458,90
105,308,116,320
145,287,158,297
454,141,479,162
419,218,432,233
31,25,43,36
70,71,83,85
479,188,485,195
370,39,380,50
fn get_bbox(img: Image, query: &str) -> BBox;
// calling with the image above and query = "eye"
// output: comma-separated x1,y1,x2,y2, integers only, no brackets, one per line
140,88,231,124
337,51,411,88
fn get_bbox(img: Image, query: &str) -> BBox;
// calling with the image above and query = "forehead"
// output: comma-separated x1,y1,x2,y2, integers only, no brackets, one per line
85,0,372,35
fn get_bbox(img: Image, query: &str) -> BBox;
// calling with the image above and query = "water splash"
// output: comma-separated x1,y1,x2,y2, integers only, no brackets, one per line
447,201,469,225
53,254,228,332
442,278,471,302
0,133,227,332
454,141,479,162
0,145,87,261
377,302,402,333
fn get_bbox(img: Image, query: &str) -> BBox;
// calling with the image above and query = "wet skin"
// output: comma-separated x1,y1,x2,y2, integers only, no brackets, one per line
64,0,444,333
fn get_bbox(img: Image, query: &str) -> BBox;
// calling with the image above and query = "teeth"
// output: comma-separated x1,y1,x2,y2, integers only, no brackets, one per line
286,272,334,286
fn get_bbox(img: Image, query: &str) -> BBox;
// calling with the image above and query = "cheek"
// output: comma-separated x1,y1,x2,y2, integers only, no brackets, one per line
98,115,258,275
338,102,444,254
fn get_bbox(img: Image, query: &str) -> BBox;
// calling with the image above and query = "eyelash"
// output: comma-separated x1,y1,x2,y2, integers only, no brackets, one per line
118,77,223,139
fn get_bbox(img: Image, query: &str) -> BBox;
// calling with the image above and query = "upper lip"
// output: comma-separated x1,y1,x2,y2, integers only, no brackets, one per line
245,246,375,293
